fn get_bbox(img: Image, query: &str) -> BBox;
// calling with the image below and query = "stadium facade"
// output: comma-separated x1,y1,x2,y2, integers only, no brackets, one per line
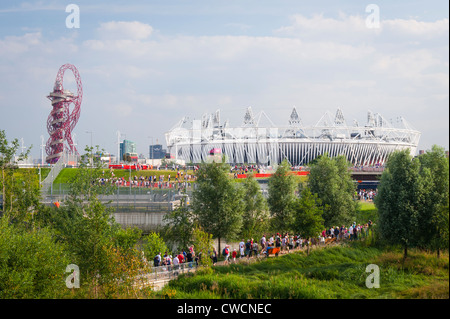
164,107,421,166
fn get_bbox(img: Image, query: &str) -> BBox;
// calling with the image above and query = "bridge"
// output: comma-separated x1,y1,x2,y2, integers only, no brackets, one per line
349,167,384,190
40,190,190,234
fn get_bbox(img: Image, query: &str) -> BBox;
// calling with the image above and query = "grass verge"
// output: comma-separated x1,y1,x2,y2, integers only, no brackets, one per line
156,242,449,299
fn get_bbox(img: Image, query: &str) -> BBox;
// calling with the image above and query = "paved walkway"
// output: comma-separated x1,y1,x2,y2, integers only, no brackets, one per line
139,240,344,290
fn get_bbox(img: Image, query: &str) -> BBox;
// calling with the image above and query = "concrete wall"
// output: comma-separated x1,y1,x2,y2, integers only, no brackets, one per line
114,211,169,233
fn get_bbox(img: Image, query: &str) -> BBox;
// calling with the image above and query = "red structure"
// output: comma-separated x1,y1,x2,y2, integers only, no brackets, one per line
45,64,83,164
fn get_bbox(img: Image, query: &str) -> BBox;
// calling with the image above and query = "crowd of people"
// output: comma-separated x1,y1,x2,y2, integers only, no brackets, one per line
350,164,385,172
96,168,197,190
356,189,377,201
152,245,202,272
321,221,373,243
218,220,374,264
149,218,374,270
230,164,308,175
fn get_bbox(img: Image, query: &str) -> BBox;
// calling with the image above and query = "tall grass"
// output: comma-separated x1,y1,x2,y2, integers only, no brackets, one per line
157,242,448,299
356,200,378,224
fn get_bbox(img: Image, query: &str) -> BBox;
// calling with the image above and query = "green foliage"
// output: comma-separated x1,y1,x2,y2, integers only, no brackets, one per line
192,226,214,267
291,187,324,239
142,232,170,261
2,169,41,226
432,204,449,253
267,159,297,232
113,226,142,251
66,146,115,200
240,175,270,238
0,217,70,298
53,167,195,184
417,145,449,255
375,146,450,258
375,150,424,257
0,130,33,218
307,154,357,227
162,196,195,252
36,145,144,291
356,201,378,225
65,198,120,281
192,161,245,247
160,244,448,299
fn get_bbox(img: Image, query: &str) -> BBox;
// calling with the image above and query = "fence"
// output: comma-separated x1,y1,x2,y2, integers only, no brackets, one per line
135,262,199,289
42,183,193,197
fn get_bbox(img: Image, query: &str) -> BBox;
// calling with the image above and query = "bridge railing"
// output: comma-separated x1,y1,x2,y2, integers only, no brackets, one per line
349,166,385,172
135,262,199,286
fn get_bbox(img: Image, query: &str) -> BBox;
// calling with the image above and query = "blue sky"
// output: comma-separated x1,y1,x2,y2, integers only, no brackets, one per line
0,0,448,160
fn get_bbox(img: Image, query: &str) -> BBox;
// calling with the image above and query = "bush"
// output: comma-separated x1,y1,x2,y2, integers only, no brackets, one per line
0,218,71,298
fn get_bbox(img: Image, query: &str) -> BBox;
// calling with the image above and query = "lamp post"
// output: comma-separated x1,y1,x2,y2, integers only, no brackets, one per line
116,131,122,164
129,160,132,195
85,131,93,167
40,135,45,166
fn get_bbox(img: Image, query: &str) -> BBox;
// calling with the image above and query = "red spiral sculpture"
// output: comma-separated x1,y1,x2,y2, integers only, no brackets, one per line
45,64,83,164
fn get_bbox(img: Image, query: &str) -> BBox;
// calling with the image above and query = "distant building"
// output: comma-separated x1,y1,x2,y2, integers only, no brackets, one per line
149,144,167,159
124,152,138,163
166,107,421,166
120,140,136,161
94,152,112,164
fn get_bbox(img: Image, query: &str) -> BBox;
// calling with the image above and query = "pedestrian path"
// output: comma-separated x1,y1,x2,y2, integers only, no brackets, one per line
142,241,341,290
135,237,354,291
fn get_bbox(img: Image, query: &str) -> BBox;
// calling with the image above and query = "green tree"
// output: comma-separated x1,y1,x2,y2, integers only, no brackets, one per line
192,161,244,256
267,159,297,232
0,217,70,298
36,146,144,293
431,204,449,258
162,196,195,252
291,187,324,237
374,149,424,259
66,145,115,201
66,196,120,283
113,227,142,251
192,226,214,267
307,154,356,227
417,145,449,257
240,175,270,239
142,232,170,262
0,130,32,218
291,187,324,255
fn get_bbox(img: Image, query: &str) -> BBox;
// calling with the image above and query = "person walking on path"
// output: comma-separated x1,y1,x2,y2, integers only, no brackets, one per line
239,239,245,258
211,248,218,265
260,235,266,255
223,245,230,265
232,249,237,263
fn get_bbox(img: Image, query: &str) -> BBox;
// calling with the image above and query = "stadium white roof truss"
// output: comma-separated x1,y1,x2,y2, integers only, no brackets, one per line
165,107,421,166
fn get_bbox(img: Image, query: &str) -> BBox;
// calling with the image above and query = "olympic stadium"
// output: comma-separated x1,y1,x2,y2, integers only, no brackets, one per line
165,107,421,166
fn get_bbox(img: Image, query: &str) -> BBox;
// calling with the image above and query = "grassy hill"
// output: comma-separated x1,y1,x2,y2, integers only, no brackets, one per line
51,167,195,184
49,167,306,184
156,242,449,299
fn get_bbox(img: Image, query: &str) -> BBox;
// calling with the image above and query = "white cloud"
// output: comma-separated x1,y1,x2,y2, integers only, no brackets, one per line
113,103,133,116
275,13,379,41
275,14,449,44
97,21,153,40
0,32,42,56
0,11,448,157
0,2,63,13
382,18,449,37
